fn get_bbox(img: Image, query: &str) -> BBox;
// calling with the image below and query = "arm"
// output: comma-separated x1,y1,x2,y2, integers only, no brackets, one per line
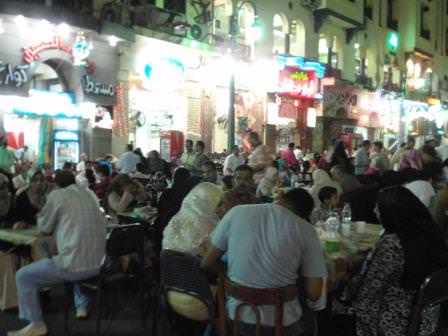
303,277,324,301
201,244,225,274
37,194,60,234
108,191,135,213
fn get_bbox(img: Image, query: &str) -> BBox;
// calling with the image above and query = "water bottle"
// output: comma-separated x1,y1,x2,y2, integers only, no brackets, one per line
325,210,340,238
325,211,341,253
342,203,352,224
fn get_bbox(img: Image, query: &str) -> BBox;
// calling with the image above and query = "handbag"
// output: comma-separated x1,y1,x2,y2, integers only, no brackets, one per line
0,247,19,311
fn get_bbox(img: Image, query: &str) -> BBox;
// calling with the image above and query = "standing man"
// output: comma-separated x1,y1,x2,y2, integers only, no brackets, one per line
180,139,196,171
369,141,389,173
117,144,141,175
281,142,298,168
247,132,272,184
76,153,88,173
354,140,371,175
192,140,210,175
0,138,16,174
216,164,257,217
294,145,304,162
202,188,326,335
8,170,107,336
223,145,245,176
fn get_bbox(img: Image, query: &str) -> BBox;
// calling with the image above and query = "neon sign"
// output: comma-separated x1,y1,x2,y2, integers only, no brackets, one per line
278,66,317,98
23,37,73,64
83,75,115,97
0,61,29,87
276,55,326,79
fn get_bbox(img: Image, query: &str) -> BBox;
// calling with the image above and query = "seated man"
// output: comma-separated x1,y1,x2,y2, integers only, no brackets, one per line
216,164,257,217
202,188,327,335
330,164,362,194
8,170,107,336
201,161,219,184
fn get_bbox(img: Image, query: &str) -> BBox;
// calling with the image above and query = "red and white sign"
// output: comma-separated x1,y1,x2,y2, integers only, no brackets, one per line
23,37,73,64
278,66,317,99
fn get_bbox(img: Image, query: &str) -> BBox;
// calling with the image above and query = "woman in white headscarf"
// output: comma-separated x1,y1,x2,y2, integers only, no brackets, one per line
162,182,223,256
310,169,342,207
256,166,280,199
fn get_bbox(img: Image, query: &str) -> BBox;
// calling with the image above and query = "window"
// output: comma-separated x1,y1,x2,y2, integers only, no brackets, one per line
420,3,431,40
272,13,288,54
318,37,328,64
290,19,306,57
238,2,256,45
387,0,398,31
319,35,339,68
365,0,374,20
164,0,186,14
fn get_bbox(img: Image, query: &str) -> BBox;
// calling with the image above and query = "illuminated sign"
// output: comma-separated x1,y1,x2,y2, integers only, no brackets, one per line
12,90,82,118
0,61,30,87
276,55,326,78
278,66,317,98
386,32,399,53
83,75,115,97
139,57,184,92
23,37,73,64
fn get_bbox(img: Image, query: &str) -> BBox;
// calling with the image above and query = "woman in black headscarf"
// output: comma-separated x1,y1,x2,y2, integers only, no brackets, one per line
330,140,350,171
333,186,448,336
157,167,191,215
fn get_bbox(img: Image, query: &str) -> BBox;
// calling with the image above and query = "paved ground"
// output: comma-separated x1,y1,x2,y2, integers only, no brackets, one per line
0,283,159,336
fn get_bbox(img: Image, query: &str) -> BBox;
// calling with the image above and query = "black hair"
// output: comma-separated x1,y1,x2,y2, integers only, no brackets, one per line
377,186,448,290
379,170,404,188
127,144,134,151
85,168,96,186
318,186,338,203
421,144,438,159
185,139,193,145
196,141,205,150
373,141,383,150
202,161,216,170
172,167,190,187
283,188,314,222
136,162,146,173
362,140,371,147
288,142,295,149
62,162,73,171
55,170,75,188
234,164,254,175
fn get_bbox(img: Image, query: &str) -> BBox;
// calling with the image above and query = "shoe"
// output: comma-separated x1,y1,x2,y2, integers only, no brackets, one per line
76,305,89,319
7,323,47,336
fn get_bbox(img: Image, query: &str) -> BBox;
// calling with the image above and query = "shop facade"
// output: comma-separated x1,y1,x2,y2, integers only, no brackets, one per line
0,16,118,168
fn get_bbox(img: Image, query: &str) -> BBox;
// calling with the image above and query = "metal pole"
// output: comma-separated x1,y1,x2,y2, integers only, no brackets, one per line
227,1,237,152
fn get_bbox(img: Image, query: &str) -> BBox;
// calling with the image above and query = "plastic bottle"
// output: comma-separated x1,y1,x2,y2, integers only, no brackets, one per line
325,210,340,238
342,203,352,224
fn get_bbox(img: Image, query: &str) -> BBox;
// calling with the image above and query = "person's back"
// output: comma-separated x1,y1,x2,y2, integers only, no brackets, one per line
38,184,106,272
341,173,362,193
212,203,326,326
118,148,140,175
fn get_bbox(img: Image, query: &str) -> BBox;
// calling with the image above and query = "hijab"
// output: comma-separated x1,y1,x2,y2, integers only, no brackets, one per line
404,180,435,208
256,167,279,197
310,169,342,207
162,182,223,255
377,186,448,290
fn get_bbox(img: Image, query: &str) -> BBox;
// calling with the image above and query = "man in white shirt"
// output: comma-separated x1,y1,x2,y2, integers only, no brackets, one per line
247,132,272,184
117,144,141,175
293,145,304,161
202,188,327,335
223,145,245,176
8,171,107,336
180,139,197,171
76,153,88,173
354,140,371,175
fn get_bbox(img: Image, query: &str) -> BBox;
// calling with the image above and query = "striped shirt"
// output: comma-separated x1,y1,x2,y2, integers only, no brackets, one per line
38,184,106,272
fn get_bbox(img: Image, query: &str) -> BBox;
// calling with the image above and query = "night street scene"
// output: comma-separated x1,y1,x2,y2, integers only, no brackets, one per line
0,0,448,335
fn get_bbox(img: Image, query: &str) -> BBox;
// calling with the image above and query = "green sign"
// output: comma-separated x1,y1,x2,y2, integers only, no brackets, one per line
386,31,399,53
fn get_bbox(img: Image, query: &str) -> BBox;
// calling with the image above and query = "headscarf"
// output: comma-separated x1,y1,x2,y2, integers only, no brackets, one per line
162,182,223,255
310,169,342,207
377,186,448,290
404,180,435,208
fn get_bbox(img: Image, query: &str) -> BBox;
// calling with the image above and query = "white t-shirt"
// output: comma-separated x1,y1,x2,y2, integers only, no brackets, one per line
211,203,327,326
223,154,245,176
117,151,141,175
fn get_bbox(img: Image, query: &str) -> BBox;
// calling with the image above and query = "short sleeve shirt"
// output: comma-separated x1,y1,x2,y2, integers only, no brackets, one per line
211,203,327,326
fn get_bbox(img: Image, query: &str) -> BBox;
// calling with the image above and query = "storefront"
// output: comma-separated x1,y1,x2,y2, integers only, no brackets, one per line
266,55,326,153
0,16,118,168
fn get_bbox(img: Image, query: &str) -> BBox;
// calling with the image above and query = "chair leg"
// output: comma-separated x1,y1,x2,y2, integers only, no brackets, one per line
64,283,71,335
96,282,103,336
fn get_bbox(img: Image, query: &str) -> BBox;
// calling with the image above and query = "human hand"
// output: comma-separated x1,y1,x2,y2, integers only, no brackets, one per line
12,221,28,230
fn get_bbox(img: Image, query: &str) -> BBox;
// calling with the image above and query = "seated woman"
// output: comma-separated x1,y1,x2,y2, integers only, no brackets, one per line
0,173,17,229
158,167,190,215
14,171,53,229
162,182,223,324
106,174,149,217
162,182,223,256
310,186,339,225
332,186,448,336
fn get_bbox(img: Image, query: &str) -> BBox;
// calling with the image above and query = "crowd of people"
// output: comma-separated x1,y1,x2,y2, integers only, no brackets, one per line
0,132,447,336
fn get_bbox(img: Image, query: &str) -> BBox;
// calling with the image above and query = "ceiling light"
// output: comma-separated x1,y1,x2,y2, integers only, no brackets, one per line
108,35,119,47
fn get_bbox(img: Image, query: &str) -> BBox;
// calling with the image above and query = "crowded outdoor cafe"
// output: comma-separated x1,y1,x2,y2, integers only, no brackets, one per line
0,131,447,336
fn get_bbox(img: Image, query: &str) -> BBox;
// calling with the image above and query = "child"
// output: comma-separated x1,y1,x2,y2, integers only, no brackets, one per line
310,186,339,225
